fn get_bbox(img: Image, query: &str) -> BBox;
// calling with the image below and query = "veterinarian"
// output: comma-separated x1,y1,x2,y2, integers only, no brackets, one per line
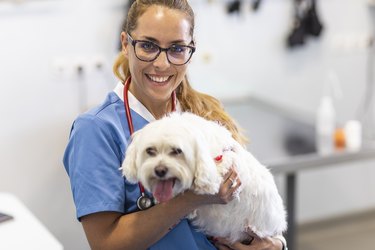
63,0,287,249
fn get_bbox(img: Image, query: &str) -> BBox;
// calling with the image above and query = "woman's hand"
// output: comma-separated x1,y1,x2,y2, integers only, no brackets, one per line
204,167,242,205
213,233,283,250
183,167,242,207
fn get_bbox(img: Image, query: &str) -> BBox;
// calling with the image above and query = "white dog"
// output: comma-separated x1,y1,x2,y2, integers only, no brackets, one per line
122,112,287,242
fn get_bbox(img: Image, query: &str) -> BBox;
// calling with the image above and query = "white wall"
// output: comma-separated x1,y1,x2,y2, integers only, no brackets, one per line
190,0,372,121
0,0,374,249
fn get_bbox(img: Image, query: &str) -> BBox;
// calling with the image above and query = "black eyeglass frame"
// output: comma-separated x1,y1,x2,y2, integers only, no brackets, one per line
127,33,196,66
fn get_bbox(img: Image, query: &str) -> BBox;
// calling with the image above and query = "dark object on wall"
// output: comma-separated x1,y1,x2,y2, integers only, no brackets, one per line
227,0,242,15
0,212,13,224
287,18,306,47
251,0,262,11
304,0,323,37
287,0,323,48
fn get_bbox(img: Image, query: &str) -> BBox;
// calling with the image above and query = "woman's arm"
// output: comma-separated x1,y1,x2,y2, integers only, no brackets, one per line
81,192,203,250
81,169,240,250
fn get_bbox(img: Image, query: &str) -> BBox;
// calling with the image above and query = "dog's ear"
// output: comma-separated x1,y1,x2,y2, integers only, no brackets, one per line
192,133,221,194
121,132,140,184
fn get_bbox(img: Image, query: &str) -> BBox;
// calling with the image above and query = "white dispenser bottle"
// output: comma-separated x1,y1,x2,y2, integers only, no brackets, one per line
316,96,335,155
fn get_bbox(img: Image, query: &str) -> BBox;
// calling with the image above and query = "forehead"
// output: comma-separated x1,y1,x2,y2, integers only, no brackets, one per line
139,120,196,147
133,5,192,43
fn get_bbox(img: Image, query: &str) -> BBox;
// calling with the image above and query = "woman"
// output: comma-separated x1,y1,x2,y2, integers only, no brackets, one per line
63,0,286,249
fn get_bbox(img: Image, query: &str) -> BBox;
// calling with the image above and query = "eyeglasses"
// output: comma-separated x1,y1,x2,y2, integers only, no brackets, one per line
127,33,196,66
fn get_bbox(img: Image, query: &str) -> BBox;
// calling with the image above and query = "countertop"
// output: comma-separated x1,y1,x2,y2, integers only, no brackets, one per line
0,193,63,250
223,96,375,174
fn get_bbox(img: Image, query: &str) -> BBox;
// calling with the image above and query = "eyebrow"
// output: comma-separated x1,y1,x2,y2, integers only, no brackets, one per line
143,36,187,45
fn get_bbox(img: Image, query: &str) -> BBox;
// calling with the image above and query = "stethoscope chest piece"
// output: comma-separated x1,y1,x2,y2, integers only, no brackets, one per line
137,194,155,210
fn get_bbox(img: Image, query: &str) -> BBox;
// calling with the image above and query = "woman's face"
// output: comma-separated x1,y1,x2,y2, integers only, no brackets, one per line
122,5,193,109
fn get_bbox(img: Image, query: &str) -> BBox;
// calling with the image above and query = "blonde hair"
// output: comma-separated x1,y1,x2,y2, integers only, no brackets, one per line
114,0,247,144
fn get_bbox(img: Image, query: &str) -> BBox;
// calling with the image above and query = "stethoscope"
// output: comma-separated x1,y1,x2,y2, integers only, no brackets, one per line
123,76,176,210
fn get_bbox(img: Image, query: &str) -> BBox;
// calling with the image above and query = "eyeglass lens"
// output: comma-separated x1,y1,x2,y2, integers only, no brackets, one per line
134,41,194,65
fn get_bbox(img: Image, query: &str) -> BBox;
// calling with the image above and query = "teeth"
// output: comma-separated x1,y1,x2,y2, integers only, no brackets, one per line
149,75,169,83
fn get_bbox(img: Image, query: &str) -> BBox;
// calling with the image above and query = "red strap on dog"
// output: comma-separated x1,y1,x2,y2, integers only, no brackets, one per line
214,147,234,163
214,155,223,162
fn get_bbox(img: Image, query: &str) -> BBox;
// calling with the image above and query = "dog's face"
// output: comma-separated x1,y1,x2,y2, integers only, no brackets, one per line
122,115,221,203
132,129,197,203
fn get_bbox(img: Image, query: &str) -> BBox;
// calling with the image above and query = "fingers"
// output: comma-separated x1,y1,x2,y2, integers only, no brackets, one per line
212,167,242,204
225,168,241,191
214,233,279,250
214,237,253,250
215,244,233,250
214,237,233,250
229,176,241,190
245,228,261,241
228,177,236,188
223,167,237,182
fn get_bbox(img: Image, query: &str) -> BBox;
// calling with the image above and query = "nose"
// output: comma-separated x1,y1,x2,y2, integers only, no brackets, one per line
153,51,170,70
154,165,168,178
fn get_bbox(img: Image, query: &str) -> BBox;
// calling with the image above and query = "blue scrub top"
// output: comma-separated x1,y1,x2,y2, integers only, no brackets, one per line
63,89,216,250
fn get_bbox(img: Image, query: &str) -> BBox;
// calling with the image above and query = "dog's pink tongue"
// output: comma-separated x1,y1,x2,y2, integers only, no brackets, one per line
153,179,174,203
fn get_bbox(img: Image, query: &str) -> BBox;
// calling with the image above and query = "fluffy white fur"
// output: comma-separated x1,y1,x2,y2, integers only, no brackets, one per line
122,112,287,242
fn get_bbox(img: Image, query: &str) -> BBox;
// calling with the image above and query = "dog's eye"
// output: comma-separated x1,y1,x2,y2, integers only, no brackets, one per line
170,147,183,156
145,147,157,156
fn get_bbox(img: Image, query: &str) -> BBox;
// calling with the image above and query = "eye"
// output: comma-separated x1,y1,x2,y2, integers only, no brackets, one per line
145,147,157,156
139,41,158,52
170,147,183,156
169,45,186,54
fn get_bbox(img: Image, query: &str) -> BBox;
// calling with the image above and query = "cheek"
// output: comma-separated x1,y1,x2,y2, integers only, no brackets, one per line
138,152,155,166
127,48,145,70
183,148,196,171
142,155,156,166
129,60,147,80
175,65,188,82
139,158,158,178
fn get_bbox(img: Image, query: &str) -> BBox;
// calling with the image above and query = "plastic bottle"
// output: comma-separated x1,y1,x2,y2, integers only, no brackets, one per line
344,120,362,151
316,96,335,155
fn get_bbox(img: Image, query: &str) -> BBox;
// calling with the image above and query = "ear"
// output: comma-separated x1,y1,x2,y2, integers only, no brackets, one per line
121,132,139,183
120,31,129,58
192,133,221,194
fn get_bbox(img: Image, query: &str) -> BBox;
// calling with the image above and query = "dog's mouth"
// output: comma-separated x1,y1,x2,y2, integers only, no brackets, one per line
152,178,177,203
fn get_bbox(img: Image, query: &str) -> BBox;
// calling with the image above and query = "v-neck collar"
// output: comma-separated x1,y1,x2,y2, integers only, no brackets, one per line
113,81,181,122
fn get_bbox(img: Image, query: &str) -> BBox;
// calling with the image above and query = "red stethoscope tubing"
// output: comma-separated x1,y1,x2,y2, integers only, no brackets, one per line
123,76,176,195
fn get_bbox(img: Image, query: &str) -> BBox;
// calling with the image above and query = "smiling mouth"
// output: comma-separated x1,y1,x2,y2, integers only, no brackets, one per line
146,74,173,85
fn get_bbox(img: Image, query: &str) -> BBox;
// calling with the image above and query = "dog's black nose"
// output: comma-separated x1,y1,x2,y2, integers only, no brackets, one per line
154,166,168,178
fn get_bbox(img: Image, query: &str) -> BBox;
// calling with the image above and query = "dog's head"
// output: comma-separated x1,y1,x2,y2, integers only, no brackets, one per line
121,113,221,203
